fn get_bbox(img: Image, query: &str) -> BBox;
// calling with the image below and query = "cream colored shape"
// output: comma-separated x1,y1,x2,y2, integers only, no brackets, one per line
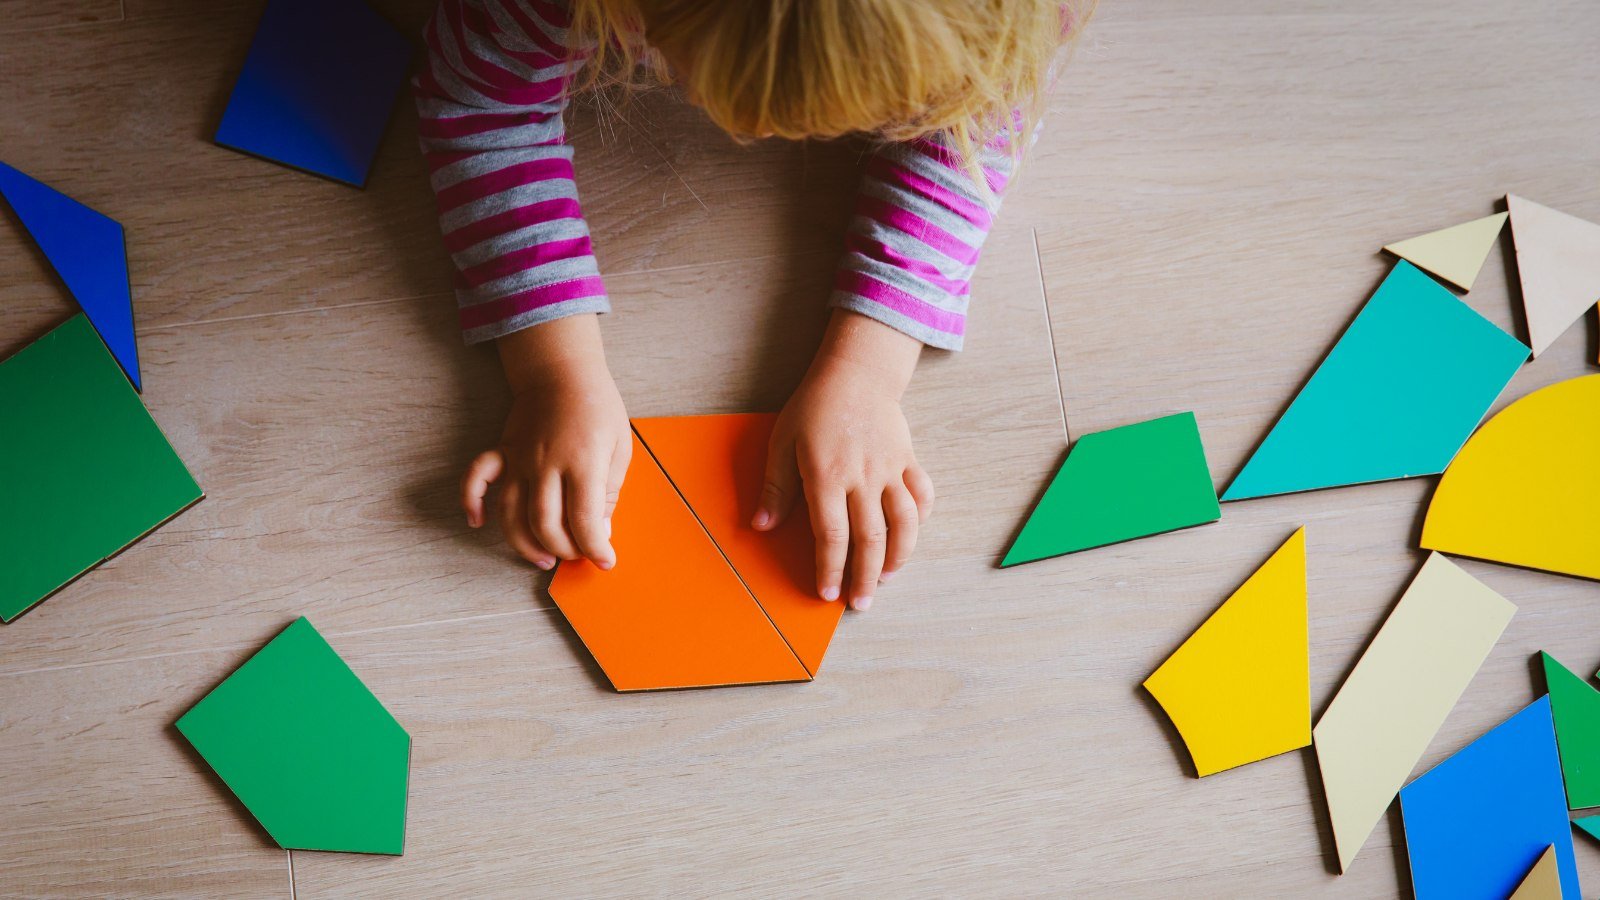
1508,194,1600,357
1382,212,1508,291
1509,845,1560,900
1312,553,1515,874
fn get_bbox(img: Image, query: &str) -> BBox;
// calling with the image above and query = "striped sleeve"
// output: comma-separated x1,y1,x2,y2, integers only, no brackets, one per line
830,134,1020,351
415,0,609,345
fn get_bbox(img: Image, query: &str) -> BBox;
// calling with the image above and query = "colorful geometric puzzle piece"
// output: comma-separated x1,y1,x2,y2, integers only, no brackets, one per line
1574,815,1600,844
1313,554,1515,873
632,414,842,676
1398,696,1579,900
1422,374,1600,580
215,0,413,186
0,315,202,622
1222,261,1528,501
1144,527,1309,776
177,617,411,854
0,161,140,390
548,430,813,691
1507,195,1600,357
1382,212,1508,292
1001,412,1220,567
1541,653,1600,809
1509,846,1562,900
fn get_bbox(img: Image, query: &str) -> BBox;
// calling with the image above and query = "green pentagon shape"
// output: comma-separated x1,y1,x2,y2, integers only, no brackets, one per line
178,617,410,854
1001,411,1221,567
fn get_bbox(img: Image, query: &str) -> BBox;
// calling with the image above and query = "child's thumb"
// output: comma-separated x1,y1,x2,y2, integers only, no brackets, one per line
752,446,801,530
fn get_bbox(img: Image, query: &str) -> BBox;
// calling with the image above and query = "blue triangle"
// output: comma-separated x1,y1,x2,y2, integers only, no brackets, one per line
0,162,141,391
1222,261,1527,501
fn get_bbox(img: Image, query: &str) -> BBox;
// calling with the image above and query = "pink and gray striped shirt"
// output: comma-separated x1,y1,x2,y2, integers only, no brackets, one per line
416,0,1017,350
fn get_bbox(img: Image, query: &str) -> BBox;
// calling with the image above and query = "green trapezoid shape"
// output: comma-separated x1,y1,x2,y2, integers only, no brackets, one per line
1542,652,1600,810
1001,411,1220,567
177,617,411,854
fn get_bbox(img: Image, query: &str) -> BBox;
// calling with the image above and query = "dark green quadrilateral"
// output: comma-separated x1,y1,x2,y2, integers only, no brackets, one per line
1001,411,1221,567
1541,652,1600,810
177,617,411,854
0,314,202,621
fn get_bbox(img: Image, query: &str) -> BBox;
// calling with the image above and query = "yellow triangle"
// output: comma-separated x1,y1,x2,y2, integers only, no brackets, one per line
1382,212,1508,292
1509,845,1561,900
1508,194,1600,357
1144,528,1309,777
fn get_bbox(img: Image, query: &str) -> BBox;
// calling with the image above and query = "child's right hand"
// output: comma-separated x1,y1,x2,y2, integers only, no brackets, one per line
461,315,630,572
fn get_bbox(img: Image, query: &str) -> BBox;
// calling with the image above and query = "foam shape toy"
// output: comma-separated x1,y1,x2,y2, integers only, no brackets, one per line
1509,846,1562,900
215,0,413,186
1224,261,1528,501
177,617,411,854
549,417,836,691
1001,412,1219,567
1574,816,1600,844
1540,652,1600,809
1383,212,1508,292
1507,195,1600,357
1145,527,1309,776
1398,696,1579,899
0,316,202,622
632,414,843,675
1313,553,1515,873
1422,374,1600,581
0,161,141,389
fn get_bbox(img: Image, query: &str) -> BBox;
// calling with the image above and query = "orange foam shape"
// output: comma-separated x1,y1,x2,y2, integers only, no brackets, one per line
634,413,843,676
548,430,811,691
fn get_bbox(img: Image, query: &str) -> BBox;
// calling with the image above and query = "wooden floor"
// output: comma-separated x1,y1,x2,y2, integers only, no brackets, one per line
2,0,1597,895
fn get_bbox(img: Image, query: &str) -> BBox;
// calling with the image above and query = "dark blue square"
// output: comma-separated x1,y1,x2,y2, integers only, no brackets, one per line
216,0,414,186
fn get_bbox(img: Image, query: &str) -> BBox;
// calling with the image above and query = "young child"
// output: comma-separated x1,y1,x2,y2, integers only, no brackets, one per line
418,0,1080,611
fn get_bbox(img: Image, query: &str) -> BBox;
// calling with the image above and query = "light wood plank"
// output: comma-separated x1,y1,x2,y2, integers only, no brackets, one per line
0,646,291,897
0,0,121,34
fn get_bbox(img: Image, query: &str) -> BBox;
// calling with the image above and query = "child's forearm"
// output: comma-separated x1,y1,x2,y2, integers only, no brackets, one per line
496,314,609,394
809,309,923,399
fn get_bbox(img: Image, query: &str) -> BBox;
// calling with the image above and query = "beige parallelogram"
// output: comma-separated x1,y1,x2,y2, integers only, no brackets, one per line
1312,553,1515,873
1507,194,1600,357
1509,845,1561,900
1382,212,1507,292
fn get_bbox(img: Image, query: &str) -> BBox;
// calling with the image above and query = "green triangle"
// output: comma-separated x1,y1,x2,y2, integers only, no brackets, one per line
1541,652,1600,810
1574,814,1600,844
177,617,411,854
1001,412,1220,567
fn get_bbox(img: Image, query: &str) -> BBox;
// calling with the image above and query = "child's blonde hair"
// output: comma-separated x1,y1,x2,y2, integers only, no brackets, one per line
568,0,1092,177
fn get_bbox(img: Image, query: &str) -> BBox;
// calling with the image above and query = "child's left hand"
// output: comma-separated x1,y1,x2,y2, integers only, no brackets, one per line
753,311,934,610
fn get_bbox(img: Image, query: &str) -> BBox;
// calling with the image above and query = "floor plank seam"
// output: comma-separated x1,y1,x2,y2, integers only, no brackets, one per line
1030,227,1072,443
0,606,558,681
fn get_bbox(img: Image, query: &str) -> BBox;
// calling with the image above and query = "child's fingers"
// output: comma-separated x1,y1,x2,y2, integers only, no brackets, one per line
532,471,581,560
905,463,935,523
881,483,919,581
564,467,616,569
846,490,887,611
605,436,630,523
498,479,555,569
753,437,801,530
804,480,849,602
461,449,505,528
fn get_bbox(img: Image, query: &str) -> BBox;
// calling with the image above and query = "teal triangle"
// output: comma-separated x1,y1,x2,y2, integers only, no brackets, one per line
1001,412,1220,567
177,617,411,854
1543,652,1600,810
1575,815,1600,844
1222,261,1528,501
0,162,140,391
